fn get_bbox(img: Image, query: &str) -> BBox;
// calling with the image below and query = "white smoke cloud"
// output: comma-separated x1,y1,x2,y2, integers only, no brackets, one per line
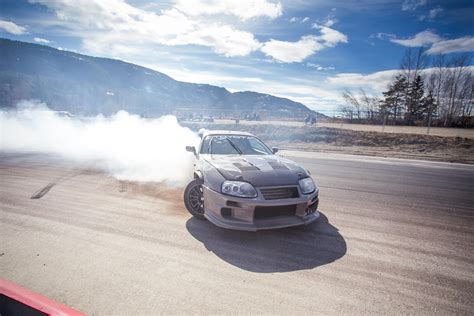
0,101,200,185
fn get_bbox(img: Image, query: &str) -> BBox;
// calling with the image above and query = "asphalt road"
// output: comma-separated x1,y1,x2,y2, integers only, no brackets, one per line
1,152,473,314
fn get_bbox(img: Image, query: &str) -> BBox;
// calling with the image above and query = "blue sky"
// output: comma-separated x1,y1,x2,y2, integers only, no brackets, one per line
1,0,473,113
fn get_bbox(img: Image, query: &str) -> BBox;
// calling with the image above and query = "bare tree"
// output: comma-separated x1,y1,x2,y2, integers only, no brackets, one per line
341,89,362,120
442,55,472,126
459,75,473,126
345,49,473,127
338,103,354,122
427,54,448,119
359,88,379,122
341,88,380,123
400,47,429,84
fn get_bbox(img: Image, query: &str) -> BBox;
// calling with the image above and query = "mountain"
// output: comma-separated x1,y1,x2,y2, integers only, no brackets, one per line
0,38,321,118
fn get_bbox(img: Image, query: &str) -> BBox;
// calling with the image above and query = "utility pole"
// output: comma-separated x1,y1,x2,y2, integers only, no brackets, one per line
427,96,433,135
382,110,387,133
427,111,432,135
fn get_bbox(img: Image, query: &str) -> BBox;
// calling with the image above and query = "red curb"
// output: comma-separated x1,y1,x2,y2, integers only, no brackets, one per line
0,278,85,316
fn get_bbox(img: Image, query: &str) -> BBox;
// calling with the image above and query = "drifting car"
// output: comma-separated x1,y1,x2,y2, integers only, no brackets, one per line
184,130,320,231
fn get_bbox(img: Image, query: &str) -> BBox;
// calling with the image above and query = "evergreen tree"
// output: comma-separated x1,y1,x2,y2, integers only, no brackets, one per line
406,75,425,124
381,74,407,123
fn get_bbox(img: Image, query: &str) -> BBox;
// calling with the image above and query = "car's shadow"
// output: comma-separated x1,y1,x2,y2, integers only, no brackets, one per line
186,212,346,273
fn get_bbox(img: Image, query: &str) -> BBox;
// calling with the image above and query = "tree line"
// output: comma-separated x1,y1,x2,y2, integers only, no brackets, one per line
340,48,473,127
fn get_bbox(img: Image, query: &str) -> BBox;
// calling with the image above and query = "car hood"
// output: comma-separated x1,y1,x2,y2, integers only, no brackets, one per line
203,154,309,187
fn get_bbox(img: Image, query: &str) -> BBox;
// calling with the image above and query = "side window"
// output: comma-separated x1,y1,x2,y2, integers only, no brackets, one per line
200,136,211,154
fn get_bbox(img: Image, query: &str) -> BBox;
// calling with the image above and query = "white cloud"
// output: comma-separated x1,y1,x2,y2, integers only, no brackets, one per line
289,16,309,23
164,24,262,57
306,63,335,71
401,0,427,11
324,18,337,27
418,6,443,21
328,66,474,96
28,0,346,62
33,37,50,43
318,26,348,46
427,37,474,54
390,30,442,47
0,20,28,35
261,36,323,63
328,70,399,94
372,32,396,40
389,30,474,55
28,0,270,58
428,6,443,19
261,26,347,63
173,0,282,21
257,80,346,112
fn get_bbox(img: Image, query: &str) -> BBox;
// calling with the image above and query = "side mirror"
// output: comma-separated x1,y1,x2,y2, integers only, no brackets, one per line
186,146,196,155
272,147,279,154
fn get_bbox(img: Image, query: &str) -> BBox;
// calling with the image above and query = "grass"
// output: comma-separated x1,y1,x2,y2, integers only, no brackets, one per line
182,121,474,164
212,119,474,139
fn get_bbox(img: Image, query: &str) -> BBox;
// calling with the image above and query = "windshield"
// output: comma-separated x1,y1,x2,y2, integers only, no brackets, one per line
200,135,273,155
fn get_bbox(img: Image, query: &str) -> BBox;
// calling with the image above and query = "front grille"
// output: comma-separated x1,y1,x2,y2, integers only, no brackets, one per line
254,205,297,219
260,187,299,200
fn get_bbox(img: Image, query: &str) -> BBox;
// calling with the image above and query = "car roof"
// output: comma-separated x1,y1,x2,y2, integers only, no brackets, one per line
201,130,255,138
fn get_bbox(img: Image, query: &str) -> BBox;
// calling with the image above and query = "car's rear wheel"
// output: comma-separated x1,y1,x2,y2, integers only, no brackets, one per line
184,179,206,219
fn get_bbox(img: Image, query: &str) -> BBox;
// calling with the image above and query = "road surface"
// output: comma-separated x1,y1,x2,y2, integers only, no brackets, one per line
1,152,473,314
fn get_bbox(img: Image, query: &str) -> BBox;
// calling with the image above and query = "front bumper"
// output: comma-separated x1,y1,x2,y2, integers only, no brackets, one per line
202,185,320,231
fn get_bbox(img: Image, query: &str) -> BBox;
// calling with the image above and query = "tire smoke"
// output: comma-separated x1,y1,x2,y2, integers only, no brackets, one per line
0,101,200,185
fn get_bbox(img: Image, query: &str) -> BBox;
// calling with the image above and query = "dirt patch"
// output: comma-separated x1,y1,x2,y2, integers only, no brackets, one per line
182,123,474,164
117,180,188,217
118,181,183,200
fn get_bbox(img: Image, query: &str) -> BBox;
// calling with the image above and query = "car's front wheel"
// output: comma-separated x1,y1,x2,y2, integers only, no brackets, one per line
184,179,206,219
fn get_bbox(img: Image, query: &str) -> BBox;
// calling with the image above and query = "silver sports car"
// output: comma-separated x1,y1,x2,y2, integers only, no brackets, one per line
184,130,320,231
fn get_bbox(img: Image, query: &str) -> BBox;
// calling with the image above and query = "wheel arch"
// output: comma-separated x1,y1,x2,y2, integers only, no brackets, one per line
193,170,203,180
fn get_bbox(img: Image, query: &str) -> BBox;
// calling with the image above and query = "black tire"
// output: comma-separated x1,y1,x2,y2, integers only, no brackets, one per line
184,179,206,220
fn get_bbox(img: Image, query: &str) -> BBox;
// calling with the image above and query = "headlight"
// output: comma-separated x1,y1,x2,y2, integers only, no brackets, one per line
221,181,257,198
299,177,316,194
